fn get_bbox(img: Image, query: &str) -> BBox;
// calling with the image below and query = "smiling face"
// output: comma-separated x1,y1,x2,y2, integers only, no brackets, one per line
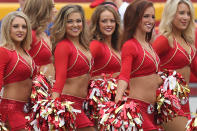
99,10,116,38
172,2,191,32
65,12,83,39
10,16,27,45
138,6,155,33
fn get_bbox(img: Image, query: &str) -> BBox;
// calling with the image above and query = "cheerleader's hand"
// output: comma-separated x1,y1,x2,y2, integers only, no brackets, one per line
115,80,128,103
52,92,60,99
115,94,123,103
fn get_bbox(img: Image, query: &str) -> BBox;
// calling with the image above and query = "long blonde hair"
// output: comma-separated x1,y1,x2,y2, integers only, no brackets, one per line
23,0,53,36
159,0,195,46
0,11,32,50
50,5,89,53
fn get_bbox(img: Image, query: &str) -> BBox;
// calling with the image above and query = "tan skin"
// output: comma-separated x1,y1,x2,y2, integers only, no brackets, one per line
2,17,32,131
52,12,94,131
61,38,92,98
115,6,162,131
3,46,33,102
161,3,194,131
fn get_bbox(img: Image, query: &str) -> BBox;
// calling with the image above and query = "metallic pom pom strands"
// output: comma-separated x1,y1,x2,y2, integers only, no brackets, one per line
156,70,190,124
186,114,197,131
85,74,143,130
26,74,81,131
0,114,8,131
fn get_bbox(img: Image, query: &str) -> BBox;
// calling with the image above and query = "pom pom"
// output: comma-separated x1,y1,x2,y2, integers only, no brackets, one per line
0,114,8,131
85,74,128,123
84,74,141,130
97,98,143,130
156,70,188,124
26,98,79,130
158,70,190,101
186,115,197,131
26,74,80,130
30,74,52,104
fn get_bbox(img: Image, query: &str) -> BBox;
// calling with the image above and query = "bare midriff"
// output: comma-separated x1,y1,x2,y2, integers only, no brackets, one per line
175,66,190,84
62,74,91,98
129,73,163,104
39,63,55,80
3,78,32,102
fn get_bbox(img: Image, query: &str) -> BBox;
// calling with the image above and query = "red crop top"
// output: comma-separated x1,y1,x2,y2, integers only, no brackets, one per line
90,40,121,76
119,38,160,83
28,30,52,66
52,39,93,93
0,47,37,91
152,35,197,76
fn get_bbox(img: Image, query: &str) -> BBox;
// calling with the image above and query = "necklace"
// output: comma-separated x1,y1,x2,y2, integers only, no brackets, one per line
138,39,159,72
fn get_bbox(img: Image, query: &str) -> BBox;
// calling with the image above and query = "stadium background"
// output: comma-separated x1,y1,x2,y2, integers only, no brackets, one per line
0,0,197,26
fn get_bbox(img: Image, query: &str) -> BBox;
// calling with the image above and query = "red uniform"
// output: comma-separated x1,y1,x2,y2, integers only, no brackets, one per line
190,30,197,82
119,38,159,82
119,38,160,130
0,47,36,130
128,98,161,131
28,30,52,66
90,40,121,76
152,35,197,119
61,94,94,128
52,39,94,128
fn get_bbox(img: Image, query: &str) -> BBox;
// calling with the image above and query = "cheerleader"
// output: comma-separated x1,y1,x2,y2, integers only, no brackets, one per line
89,5,121,79
115,0,163,130
50,5,95,130
0,11,36,131
23,0,56,81
152,0,197,130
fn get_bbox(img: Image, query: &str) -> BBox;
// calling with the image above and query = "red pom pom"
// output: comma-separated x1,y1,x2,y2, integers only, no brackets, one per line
26,74,79,130
156,70,190,124
186,116,197,131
